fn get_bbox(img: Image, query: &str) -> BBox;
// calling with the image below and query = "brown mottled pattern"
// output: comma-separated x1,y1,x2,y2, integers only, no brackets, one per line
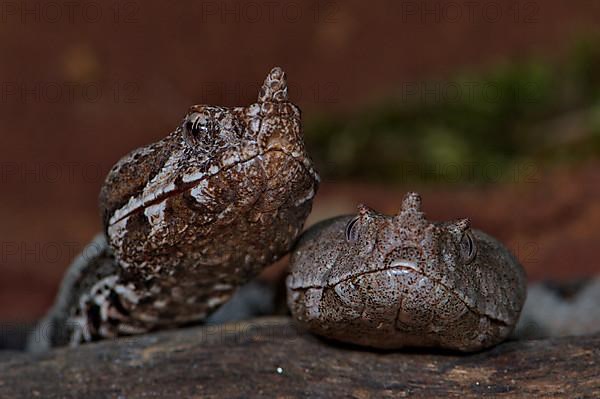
286,192,526,352
30,67,319,350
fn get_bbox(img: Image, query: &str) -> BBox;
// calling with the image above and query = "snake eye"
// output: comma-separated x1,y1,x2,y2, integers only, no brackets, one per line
459,230,477,264
184,112,211,142
345,216,360,242
185,120,197,134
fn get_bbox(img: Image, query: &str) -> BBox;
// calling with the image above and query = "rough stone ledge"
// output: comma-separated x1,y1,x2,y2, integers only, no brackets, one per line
0,316,598,398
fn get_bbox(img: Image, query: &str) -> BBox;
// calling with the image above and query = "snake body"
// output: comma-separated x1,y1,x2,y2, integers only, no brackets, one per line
28,67,319,351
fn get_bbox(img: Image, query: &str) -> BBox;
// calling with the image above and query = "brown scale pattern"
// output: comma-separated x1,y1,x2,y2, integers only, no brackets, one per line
29,68,319,350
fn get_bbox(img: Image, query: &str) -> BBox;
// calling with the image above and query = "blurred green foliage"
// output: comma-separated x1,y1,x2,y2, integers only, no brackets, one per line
305,38,600,184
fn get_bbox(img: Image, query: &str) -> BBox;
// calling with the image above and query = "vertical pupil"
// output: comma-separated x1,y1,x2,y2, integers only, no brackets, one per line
186,118,205,136
345,217,359,241
462,235,470,254
461,232,476,263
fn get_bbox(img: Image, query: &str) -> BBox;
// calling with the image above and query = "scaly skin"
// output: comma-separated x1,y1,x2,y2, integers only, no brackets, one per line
286,192,526,352
29,67,319,351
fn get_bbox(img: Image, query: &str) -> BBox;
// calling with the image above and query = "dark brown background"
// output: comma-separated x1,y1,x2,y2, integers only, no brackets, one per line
1,0,600,321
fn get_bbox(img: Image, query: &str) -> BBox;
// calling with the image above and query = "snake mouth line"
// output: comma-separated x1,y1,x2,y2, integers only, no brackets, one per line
292,262,510,327
109,149,315,227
